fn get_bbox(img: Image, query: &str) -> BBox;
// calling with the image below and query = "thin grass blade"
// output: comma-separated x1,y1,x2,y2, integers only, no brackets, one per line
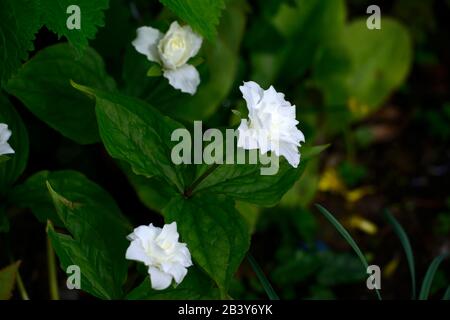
443,286,450,300
315,204,382,300
247,254,280,300
384,210,416,299
419,254,448,300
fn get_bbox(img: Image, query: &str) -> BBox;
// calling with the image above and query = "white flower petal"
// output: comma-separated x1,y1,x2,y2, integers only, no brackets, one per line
237,120,259,150
0,123,14,156
239,81,264,110
0,123,11,142
125,240,151,265
279,142,300,168
132,26,163,63
156,222,179,245
163,64,200,95
183,25,203,59
149,267,173,290
168,263,188,284
177,244,193,267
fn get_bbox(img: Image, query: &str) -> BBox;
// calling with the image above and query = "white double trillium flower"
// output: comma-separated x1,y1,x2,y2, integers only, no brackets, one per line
132,21,203,95
125,222,192,290
237,81,305,168
0,123,15,156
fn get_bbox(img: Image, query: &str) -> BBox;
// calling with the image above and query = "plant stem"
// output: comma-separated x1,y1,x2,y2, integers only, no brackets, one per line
47,235,60,300
16,271,30,300
184,164,219,197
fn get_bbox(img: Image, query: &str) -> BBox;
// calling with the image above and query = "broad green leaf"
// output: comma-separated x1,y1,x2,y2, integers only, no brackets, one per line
191,145,326,206
72,83,185,191
314,18,412,114
6,43,115,144
384,210,416,299
272,0,346,83
126,267,220,300
163,193,250,293
45,172,130,299
419,254,448,300
0,94,29,195
315,204,382,300
40,0,109,54
0,0,41,86
9,170,129,229
159,0,225,41
0,261,20,300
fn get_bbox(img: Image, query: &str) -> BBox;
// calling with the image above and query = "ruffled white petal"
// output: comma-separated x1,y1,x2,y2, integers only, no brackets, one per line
279,142,300,168
163,64,200,95
132,26,163,63
149,267,173,290
0,123,14,156
168,263,188,284
239,81,264,110
125,240,151,265
184,25,203,59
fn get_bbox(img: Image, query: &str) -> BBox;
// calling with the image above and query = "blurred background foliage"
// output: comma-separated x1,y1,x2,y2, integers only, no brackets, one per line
1,0,449,299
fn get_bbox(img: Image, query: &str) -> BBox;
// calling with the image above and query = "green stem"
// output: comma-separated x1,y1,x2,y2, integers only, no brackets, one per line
47,235,60,300
184,164,219,197
16,272,30,300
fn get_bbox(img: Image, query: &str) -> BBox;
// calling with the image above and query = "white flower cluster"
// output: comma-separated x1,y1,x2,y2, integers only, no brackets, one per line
132,21,203,95
237,81,305,168
125,222,192,290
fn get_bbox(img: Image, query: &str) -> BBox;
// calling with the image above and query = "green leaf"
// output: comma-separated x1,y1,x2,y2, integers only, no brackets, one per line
126,267,220,300
191,145,326,206
9,170,129,229
247,254,279,300
40,0,109,54
72,82,185,191
163,193,250,293
0,261,20,300
44,172,131,299
315,204,382,300
384,210,416,299
159,0,225,41
0,94,29,195
314,18,412,113
419,254,448,300
0,0,41,86
6,43,115,144
193,158,305,206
